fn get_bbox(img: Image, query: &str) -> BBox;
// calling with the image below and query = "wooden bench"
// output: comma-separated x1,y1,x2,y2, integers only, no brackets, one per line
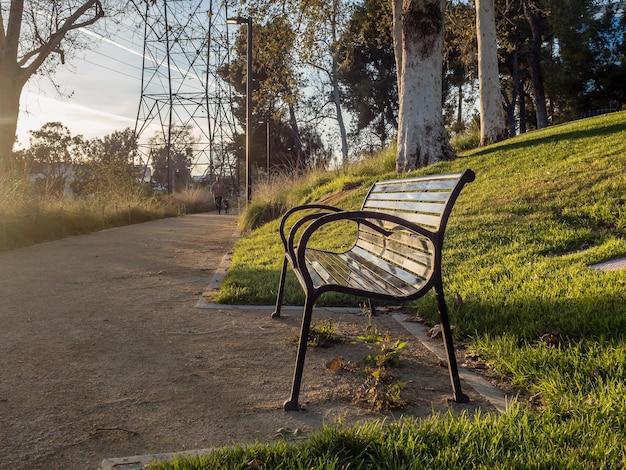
272,169,476,411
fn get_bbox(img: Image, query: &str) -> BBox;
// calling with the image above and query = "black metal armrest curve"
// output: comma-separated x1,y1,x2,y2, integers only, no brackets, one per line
278,204,343,248
295,209,438,267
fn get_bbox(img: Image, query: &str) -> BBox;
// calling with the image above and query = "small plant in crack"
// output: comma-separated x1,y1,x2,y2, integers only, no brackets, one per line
292,319,343,347
356,321,409,410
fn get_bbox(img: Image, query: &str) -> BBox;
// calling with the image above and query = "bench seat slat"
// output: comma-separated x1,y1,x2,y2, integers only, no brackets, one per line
305,249,413,296
350,246,425,290
358,227,433,257
356,228,433,265
308,250,376,292
355,239,433,280
343,253,418,296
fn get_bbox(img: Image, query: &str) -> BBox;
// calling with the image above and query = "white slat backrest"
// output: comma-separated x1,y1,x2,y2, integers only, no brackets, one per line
362,174,463,231
355,172,473,286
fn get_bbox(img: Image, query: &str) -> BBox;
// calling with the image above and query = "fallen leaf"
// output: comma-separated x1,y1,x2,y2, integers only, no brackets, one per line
325,356,345,372
246,459,264,469
540,331,560,346
275,427,304,440
427,324,442,338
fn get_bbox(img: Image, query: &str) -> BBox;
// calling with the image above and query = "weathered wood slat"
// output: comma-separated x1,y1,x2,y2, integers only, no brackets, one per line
363,200,447,215
368,209,443,228
371,178,459,193
307,249,410,295
366,191,451,202
358,227,433,257
354,239,433,280
355,242,432,272
350,246,422,288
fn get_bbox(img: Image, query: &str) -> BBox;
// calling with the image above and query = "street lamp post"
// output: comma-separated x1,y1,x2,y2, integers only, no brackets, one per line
266,120,270,182
227,16,252,203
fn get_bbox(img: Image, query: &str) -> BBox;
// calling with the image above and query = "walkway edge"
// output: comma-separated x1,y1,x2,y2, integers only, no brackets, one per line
391,313,511,414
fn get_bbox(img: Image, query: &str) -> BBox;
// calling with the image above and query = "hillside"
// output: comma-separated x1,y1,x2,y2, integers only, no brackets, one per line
220,111,625,343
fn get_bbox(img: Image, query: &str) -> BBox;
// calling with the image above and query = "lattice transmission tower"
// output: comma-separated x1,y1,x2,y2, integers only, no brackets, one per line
130,0,241,192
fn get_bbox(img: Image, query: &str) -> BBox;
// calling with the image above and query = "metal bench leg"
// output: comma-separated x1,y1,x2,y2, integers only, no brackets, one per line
283,295,315,411
368,298,376,316
271,256,289,319
435,285,470,403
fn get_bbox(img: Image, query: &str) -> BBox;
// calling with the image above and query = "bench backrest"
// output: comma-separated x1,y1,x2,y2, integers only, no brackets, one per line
352,170,475,293
361,170,475,232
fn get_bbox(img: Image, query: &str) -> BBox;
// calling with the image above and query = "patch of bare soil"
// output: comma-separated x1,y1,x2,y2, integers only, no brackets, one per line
0,214,492,470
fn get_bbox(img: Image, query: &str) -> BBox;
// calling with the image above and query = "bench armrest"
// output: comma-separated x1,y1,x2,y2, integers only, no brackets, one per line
293,210,438,267
278,204,343,254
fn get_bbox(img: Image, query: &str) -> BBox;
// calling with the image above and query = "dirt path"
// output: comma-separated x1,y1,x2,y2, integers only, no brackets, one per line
0,213,493,469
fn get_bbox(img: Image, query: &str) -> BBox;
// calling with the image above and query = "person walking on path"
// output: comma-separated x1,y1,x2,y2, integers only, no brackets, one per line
211,176,227,214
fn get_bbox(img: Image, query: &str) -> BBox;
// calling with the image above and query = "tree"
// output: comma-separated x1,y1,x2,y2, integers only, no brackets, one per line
494,0,533,134
149,126,193,192
475,0,505,145
221,18,306,171
339,0,398,149
0,0,105,169
302,0,351,164
522,0,550,128
22,121,83,196
546,0,626,117
393,0,455,172
443,1,478,130
248,0,353,165
73,128,141,198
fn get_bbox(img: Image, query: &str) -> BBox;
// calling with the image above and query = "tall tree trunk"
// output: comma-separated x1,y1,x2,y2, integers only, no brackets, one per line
475,0,505,146
501,47,521,137
393,0,455,173
0,72,24,169
330,4,349,165
509,48,521,136
522,0,549,129
392,0,404,100
519,88,527,134
331,55,349,165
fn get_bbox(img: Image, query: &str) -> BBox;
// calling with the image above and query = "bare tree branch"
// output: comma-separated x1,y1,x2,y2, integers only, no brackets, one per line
19,1,104,79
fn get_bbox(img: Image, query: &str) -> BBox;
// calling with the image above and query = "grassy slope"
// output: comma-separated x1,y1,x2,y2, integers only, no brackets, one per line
176,112,626,469
220,112,625,330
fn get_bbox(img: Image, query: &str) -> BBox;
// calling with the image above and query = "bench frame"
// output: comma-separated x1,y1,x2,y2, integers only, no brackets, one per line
272,170,476,411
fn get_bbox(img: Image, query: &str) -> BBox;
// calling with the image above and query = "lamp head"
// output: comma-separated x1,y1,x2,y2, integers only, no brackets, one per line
226,16,249,25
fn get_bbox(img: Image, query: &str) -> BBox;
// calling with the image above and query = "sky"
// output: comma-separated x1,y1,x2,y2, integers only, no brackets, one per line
14,0,229,149
15,24,146,148
14,1,244,180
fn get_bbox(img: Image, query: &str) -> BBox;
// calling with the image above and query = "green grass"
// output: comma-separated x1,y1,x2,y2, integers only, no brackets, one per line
150,405,625,469
157,111,626,469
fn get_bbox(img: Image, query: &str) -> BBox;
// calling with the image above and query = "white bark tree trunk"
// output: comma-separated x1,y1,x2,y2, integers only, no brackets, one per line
331,46,349,165
476,0,505,145
393,0,455,173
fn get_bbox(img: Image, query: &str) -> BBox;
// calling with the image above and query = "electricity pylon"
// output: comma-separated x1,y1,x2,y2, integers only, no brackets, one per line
131,0,240,193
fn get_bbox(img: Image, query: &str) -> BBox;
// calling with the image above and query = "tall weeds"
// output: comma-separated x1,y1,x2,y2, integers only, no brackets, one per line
0,171,212,253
